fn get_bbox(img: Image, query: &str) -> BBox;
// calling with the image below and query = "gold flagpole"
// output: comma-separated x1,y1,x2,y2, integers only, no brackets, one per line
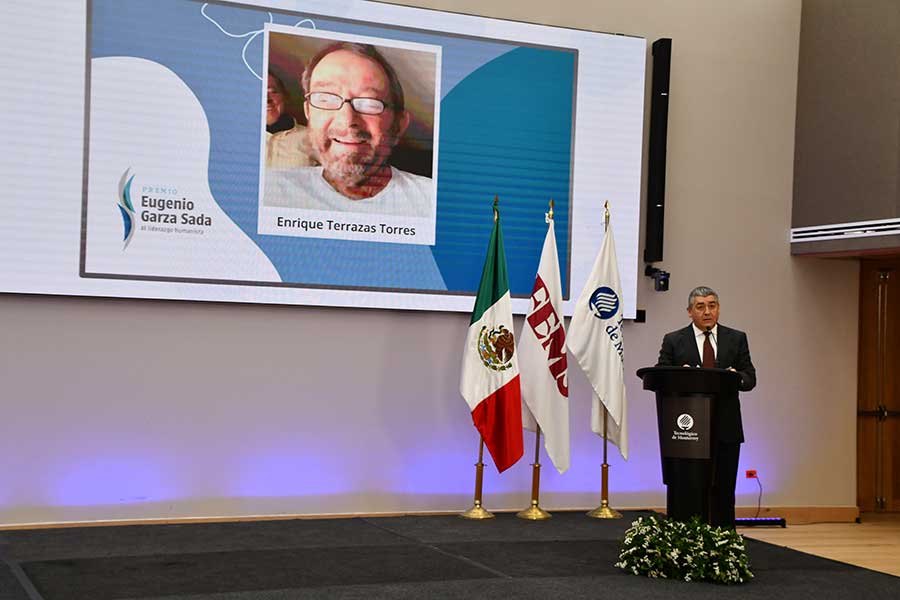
588,200,622,519
517,426,551,520
461,437,495,519
587,409,622,518
461,197,499,520
516,198,556,521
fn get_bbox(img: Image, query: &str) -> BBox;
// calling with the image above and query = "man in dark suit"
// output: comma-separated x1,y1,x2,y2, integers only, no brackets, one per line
657,286,756,528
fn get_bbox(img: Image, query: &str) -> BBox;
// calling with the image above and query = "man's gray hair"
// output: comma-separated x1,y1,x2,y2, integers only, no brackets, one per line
687,286,718,309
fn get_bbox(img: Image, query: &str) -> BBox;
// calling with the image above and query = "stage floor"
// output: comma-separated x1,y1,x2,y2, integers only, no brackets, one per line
742,512,900,578
1,511,897,599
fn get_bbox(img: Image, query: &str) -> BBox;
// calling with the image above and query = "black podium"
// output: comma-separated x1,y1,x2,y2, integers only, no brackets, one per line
636,366,741,524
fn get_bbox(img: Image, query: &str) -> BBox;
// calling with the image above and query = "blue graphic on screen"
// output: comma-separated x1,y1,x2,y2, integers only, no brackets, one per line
89,0,574,296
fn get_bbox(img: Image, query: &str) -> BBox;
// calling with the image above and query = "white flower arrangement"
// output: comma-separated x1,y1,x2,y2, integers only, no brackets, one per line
615,515,753,584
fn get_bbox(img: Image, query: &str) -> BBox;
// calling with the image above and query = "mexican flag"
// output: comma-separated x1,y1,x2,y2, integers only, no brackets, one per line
460,207,524,473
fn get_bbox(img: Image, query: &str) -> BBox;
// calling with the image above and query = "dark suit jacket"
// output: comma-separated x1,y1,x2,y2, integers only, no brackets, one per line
656,324,756,443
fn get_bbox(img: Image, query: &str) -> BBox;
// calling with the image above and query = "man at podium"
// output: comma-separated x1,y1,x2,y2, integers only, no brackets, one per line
657,286,757,527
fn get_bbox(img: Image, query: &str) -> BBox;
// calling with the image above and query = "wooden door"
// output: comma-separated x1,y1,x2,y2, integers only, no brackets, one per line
858,258,900,512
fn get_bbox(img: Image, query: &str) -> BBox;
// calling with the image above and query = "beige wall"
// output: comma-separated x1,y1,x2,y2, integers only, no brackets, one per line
0,0,860,526
793,0,900,230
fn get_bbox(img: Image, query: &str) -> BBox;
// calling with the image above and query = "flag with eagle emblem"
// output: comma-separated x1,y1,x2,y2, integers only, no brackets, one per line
460,204,524,473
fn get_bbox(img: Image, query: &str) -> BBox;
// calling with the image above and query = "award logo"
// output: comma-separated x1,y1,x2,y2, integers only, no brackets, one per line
117,168,136,249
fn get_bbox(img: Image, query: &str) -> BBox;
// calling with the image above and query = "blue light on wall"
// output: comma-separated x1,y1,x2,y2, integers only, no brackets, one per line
232,448,353,497
53,457,175,506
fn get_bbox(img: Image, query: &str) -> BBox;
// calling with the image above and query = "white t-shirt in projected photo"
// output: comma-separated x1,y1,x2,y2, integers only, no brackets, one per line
264,166,432,218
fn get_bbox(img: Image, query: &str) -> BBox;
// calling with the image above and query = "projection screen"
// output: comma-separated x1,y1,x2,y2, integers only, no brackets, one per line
0,0,646,316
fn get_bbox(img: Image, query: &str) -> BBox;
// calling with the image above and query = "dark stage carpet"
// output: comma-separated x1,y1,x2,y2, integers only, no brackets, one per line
0,511,897,599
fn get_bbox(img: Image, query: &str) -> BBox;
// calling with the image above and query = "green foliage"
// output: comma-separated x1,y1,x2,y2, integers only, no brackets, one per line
615,515,753,584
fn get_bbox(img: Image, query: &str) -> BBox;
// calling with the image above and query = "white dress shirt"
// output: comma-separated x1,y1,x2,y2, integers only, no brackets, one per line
692,323,718,365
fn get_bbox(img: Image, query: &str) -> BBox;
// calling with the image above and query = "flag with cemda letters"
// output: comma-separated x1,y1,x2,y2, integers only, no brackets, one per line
519,215,570,473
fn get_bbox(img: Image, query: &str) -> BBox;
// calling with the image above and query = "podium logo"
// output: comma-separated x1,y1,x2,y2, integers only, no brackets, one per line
588,286,619,320
677,414,694,431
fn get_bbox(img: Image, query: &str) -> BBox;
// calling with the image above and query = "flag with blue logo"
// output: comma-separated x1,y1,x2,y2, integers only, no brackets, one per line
567,225,628,459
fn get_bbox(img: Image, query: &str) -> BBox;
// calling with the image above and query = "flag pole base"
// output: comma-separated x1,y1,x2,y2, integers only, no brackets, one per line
587,499,622,519
588,418,622,520
517,502,551,521
461,438,494,520
460,502,495,520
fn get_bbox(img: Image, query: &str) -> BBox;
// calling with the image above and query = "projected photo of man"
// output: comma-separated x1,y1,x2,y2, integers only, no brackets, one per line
263,38,436,219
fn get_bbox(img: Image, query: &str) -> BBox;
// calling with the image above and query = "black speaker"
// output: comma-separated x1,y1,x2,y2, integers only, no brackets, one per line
643,38,671,264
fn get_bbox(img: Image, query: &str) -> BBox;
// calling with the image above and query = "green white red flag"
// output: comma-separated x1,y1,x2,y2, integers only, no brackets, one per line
459,206,524,473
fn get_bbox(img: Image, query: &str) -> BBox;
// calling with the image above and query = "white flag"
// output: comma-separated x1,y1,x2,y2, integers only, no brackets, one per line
567,226,628,459
519,217,570,473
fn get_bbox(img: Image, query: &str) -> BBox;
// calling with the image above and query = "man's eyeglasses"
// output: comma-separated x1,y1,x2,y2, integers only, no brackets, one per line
305,92,391,115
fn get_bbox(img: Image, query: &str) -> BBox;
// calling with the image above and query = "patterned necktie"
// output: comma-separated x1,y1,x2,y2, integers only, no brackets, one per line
702,330,715,368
